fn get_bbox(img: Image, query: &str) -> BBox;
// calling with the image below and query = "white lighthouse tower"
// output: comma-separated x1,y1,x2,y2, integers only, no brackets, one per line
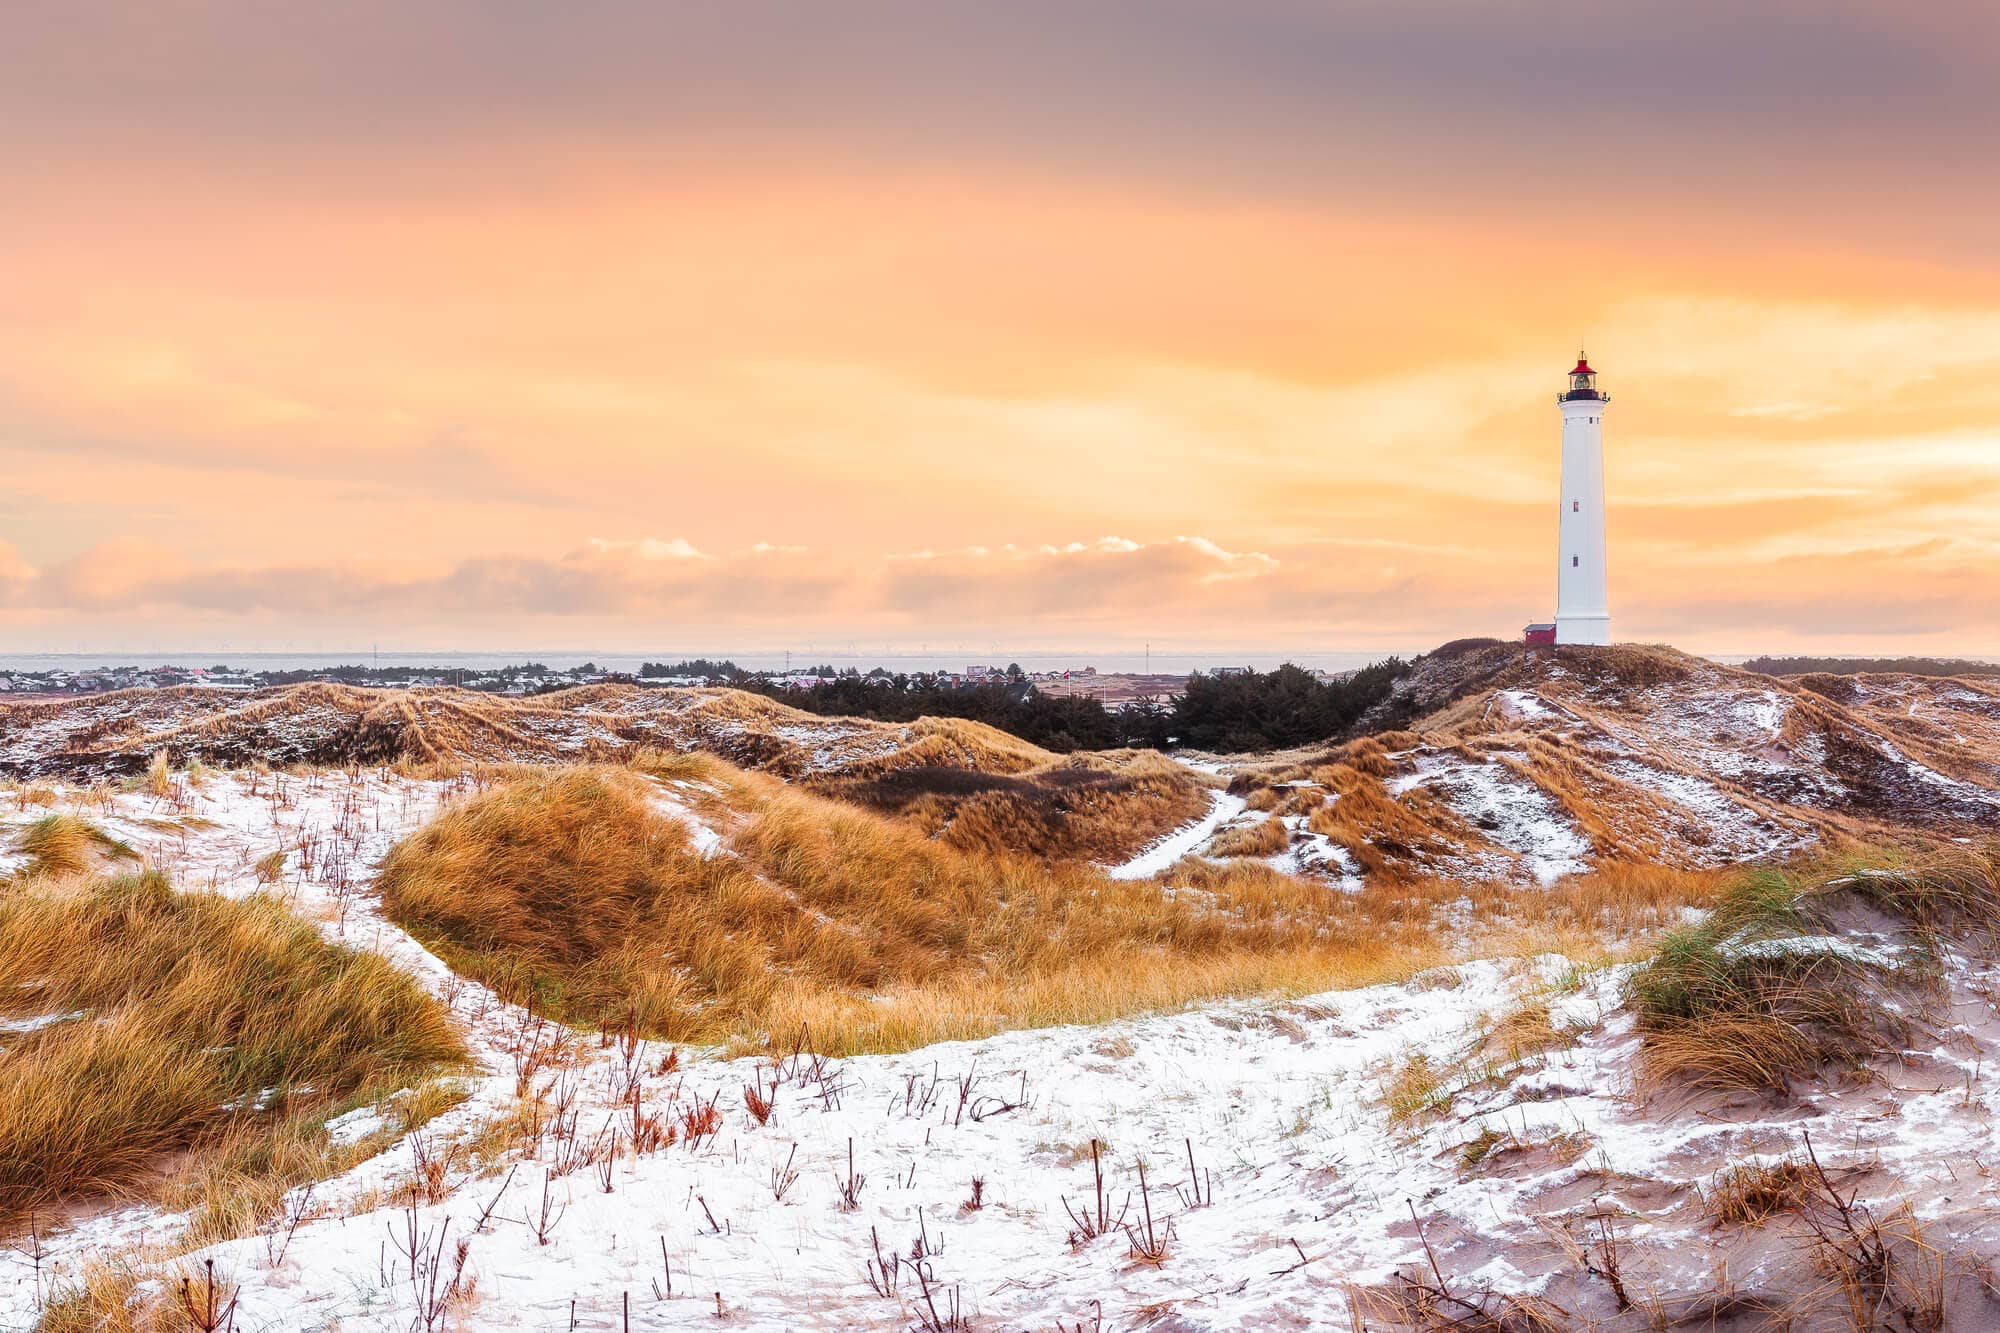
1553,353,1611,645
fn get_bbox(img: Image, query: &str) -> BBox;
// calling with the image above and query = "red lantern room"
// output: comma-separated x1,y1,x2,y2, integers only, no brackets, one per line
1560,352,1604,402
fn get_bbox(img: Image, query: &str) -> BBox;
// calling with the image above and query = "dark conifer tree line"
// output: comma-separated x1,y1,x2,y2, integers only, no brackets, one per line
715,659,1413,754
1166,659,1410,753
1742,655,2000,678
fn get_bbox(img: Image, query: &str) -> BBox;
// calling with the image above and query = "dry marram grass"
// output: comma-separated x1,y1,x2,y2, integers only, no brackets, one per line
1205,816,1291,859
1626,847,1998,1094
1706,1159,1816,1226
377,762,1450,1054
0,872,464,1220
10,815,136,879
817,745,1211,862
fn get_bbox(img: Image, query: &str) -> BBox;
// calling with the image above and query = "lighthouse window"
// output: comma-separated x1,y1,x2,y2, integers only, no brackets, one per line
1572,500,1579,512
1572,555,1580,567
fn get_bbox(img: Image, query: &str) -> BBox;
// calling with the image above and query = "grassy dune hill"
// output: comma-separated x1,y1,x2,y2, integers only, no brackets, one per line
0,685,1215,862
819,746,1209,861
0,682,916,778
1220,643,2000,885
9,645,1998,892
373,756,1409,1053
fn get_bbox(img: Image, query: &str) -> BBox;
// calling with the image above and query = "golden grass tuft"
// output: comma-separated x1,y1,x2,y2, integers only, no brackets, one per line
12,814,137,879
1477,997,1566,1062
377,763,1449,1054
35,1262,170,1333
0,872,464,1220
161,1074,468,1248
1381,1051,1451,1125
1457,1124,1591,1172
1345,738,1395,779
35,1256,254,1333
1706,1158,1816,1227
1205,816,1291,859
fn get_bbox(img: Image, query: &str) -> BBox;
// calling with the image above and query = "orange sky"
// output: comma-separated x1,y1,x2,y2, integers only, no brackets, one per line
2,2,1997,656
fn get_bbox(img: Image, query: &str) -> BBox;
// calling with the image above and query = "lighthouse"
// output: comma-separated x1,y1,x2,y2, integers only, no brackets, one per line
1553,353,1611,645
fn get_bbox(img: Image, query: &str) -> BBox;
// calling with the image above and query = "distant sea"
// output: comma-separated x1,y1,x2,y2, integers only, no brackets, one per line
0,649,1420,676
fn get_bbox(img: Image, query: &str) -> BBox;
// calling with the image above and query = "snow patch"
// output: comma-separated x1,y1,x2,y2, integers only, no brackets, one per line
1105,789,1246,879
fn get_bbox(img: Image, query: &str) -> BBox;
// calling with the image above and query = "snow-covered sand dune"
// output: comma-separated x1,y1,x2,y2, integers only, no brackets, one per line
8,770,2000,1329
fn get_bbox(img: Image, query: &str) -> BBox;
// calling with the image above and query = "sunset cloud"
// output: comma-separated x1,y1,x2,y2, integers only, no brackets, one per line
36,541,195,612
878,538,1280,621
3,528,1996,656
0,536,1279,623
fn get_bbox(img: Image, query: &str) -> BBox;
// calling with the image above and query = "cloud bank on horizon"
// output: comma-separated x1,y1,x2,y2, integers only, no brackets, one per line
2,2,1997,653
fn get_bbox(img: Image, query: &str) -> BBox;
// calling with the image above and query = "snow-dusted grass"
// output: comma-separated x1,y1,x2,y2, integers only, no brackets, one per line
1232,648,2000,889
12,944,1617,1330
1201,811,1291,860
1395,753,1593,885
0,870,464,1221
1626,853,2000,1095
9,814,136,879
